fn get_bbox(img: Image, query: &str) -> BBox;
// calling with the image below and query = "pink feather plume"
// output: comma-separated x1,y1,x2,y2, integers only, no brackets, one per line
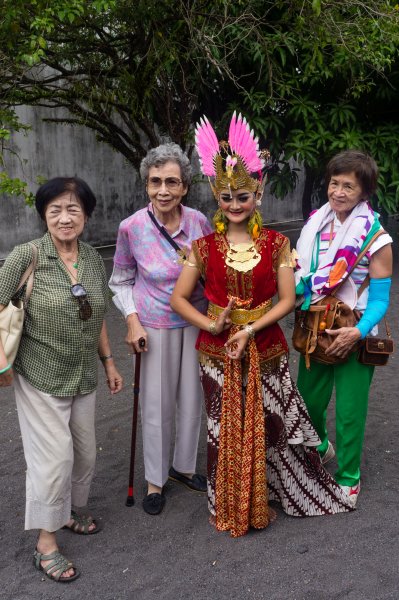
228,111,264,173
195,116,219,176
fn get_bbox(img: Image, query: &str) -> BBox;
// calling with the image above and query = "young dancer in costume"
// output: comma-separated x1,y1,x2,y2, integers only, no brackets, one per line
171,113,353,537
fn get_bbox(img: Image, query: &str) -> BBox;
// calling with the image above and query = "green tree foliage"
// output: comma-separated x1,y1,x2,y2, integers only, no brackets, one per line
238,1,399,215
1,0,399,213
0,107,35,204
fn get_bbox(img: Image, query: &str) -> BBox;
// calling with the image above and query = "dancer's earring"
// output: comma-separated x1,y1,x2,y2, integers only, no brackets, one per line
213,207,228,234
255,181,265,208
247,209,263,240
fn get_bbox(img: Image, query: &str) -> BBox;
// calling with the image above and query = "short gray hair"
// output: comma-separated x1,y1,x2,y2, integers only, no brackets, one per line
140,143,192,186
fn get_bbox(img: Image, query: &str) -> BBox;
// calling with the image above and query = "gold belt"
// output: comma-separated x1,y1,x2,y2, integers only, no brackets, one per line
208,301,272,326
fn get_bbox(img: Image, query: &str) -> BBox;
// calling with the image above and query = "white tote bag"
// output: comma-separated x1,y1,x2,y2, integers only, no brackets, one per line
0,243,38,364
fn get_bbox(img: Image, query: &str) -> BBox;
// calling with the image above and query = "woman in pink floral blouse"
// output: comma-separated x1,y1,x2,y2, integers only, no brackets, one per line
109,143,212,515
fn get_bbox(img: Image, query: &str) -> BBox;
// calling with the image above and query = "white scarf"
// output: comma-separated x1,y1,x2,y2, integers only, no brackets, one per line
295,201,377,302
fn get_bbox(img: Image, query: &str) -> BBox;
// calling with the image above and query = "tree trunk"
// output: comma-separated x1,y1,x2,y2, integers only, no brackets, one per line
301,164,317,220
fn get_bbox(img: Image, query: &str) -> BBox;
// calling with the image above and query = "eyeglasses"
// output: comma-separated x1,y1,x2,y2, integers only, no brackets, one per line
71,283,92,320
147,177,183,190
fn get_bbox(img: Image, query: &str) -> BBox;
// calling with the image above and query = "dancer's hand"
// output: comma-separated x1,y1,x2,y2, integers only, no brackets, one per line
212,298,235,335
225,329,250,360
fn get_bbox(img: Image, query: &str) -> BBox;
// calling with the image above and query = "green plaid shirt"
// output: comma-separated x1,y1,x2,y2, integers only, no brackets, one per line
0,232,110,396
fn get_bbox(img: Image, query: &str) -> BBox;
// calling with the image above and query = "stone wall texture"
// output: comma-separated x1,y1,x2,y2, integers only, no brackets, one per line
0,106,303,258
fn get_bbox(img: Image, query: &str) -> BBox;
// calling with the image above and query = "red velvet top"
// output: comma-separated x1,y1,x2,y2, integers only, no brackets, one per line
192,229,290,363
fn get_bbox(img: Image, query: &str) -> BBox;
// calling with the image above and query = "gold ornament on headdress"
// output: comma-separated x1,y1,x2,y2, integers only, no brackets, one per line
211,154,259,197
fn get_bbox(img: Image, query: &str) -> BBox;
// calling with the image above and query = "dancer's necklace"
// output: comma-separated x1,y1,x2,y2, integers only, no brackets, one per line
225,239,261,273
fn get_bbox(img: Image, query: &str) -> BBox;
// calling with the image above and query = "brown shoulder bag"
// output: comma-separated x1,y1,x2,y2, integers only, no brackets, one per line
292,230,384,369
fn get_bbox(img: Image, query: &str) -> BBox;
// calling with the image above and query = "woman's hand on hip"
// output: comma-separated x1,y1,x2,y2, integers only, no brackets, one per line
125,313,148,353
104,362,123,394
225,329,250,360
324,326,361,358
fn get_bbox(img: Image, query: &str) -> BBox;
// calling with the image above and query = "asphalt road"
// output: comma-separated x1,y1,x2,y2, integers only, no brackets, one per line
1,219,398,600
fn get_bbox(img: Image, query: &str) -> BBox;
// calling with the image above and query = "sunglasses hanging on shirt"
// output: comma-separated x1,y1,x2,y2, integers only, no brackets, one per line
70,283,92,320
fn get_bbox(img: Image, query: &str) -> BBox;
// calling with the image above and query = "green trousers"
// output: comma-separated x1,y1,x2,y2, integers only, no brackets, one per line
297,352,374,486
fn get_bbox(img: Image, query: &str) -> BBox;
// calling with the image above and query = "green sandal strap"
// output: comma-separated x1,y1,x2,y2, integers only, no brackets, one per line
33,550,74,581
70,510,93,534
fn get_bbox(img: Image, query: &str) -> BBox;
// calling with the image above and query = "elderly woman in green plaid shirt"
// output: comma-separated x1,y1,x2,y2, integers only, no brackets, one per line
0,177,122,583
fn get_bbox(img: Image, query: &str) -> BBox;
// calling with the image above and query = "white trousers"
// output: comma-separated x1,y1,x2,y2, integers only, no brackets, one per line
14,373,97,532
140,325,203,488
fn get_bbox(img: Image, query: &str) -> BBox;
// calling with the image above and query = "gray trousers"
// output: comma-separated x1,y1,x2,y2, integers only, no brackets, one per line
140,325,203,488
14,373,96,532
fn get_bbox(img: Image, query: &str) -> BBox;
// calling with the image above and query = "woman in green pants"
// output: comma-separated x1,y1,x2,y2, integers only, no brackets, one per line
294,150,392,507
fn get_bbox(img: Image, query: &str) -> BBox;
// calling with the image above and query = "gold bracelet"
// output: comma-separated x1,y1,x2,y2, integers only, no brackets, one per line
208,321,217,336
243,324,255,339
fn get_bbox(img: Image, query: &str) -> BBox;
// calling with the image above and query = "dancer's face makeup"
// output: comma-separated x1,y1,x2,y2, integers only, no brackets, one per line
218,189,256,224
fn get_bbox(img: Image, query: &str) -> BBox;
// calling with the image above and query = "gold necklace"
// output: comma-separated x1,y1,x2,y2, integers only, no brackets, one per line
225,240,261,273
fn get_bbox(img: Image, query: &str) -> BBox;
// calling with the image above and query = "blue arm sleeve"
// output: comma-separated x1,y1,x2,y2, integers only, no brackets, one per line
355,277,391,339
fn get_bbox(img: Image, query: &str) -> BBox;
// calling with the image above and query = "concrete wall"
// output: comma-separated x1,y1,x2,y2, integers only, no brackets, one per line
0,106,303,257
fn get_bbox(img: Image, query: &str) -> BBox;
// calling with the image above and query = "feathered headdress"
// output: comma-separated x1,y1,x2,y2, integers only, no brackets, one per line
195,112,269,198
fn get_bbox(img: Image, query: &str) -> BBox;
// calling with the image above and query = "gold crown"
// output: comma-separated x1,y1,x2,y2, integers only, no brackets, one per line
210,154,260,197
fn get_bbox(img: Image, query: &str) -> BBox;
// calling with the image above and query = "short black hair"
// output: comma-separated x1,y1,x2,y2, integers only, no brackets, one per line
326,150,378,199
35,177,97,219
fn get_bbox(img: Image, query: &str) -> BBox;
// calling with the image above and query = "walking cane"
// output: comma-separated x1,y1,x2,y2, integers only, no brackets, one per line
125,337,146,507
